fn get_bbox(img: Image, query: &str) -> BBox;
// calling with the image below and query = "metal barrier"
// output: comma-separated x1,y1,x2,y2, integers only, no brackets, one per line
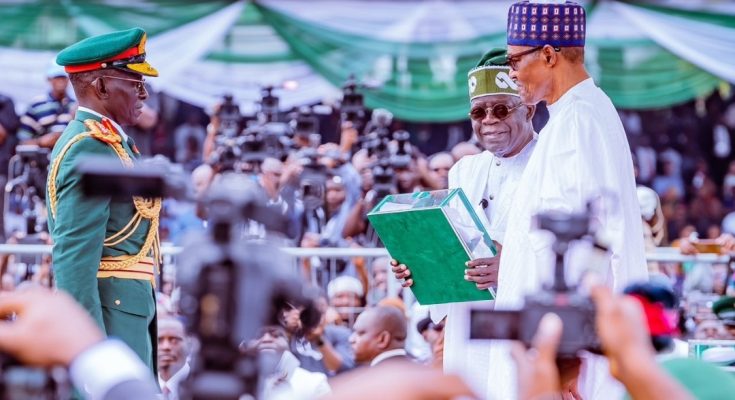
1,243,729,322
0,243,729,262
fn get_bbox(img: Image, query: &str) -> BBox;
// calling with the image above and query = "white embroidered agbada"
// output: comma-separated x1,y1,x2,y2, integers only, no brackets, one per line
430,138,536,396
485,78,649,400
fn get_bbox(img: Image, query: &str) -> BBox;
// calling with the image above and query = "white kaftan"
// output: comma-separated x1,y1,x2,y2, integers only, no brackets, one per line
431,138,536,396
485,78,649,399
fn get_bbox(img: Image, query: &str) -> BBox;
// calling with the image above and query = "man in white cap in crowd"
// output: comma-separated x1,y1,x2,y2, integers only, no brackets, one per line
328,276,365,326
487,1,649,398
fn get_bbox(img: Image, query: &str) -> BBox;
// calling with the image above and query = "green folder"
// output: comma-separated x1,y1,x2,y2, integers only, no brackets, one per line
367,189,497,305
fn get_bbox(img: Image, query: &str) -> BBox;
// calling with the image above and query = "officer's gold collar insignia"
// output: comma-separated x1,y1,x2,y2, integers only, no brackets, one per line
84,119,122,145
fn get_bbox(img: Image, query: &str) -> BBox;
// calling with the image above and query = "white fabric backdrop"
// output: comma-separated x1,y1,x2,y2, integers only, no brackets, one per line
613,1,735,84
0,0,731,115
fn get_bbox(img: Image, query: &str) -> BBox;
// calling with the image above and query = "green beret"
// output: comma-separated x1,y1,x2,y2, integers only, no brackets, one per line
57,27,158,77
713,296,735,321
467,48,518,101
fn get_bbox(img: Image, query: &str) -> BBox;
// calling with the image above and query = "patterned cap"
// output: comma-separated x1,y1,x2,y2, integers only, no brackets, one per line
507,1,586,47
56,27,158,77
467,48,518,101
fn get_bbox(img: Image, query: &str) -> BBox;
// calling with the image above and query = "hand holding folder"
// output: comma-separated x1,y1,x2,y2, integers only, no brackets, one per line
368,189,497,305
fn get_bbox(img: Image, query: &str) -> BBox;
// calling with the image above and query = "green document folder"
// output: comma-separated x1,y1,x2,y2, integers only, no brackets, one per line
367,189,497,305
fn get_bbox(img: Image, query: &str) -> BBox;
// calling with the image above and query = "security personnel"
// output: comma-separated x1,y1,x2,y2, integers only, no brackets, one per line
47,27,161,375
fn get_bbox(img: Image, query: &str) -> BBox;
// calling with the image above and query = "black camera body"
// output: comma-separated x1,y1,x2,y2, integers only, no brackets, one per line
210,89,294,172
216,94,242,138
339,75,366,133
209,136,246,173
469,209,602,358
390,130,412,169
177,174,319,399
0,354,70,400
14,144,50,197
259,86,280,123
370,158,396,202
297,148,328,211
470,290,599,358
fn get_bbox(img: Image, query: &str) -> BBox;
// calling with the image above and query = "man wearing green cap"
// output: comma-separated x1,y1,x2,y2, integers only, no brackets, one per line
47,27,161,378
392,48,537,395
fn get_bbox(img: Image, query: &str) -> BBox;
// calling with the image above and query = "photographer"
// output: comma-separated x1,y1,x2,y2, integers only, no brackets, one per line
0,92,20,240
281,293,356,376
202,96,239,163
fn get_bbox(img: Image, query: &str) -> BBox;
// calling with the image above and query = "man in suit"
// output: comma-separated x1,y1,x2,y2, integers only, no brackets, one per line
349,306,410,367
158,318,190,399
48,27,161,374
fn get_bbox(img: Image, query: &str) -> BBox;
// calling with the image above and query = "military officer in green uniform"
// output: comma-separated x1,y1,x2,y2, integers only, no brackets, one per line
47,27,161,375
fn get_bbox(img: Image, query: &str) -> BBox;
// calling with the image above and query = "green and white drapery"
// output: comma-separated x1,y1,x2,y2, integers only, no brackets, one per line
0,0,245,111
0,0,733,122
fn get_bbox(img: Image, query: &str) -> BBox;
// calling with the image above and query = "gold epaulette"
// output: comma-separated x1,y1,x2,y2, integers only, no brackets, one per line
47,119,163,277
86,119,122,146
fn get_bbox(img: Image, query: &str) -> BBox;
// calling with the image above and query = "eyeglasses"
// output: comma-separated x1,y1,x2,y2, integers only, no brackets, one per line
94,75,147,95
506,45,560,71
469,103,524,121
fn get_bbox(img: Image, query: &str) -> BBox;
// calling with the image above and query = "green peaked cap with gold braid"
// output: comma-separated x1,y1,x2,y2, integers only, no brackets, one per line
467,48,519,100
56,27,158,77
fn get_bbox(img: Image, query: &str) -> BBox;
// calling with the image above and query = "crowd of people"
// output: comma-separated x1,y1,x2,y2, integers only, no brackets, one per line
0,1,734,399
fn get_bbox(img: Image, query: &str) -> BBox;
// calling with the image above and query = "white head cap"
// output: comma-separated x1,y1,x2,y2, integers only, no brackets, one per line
327,276,364,298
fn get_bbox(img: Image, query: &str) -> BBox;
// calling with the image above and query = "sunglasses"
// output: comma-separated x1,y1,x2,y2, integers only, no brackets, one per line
469,103,524,122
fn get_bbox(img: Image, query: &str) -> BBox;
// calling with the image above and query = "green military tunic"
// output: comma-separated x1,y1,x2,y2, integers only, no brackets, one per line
47,108,159,373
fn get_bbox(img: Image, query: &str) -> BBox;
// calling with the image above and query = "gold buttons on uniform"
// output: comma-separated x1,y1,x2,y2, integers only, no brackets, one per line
496,160,501,166
114,300,121,305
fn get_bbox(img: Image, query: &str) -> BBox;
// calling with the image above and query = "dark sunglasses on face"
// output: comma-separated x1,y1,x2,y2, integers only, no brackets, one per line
469,103,524,122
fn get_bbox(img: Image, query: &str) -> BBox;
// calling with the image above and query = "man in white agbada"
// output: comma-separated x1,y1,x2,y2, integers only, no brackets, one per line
486,1,649,399
392,48,537,395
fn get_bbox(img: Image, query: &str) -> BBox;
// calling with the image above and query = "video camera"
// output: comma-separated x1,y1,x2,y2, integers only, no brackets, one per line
216,94,241,138
258,86,280,123
360,110,416,205
289,106,319,148
0,355,70,400
177,174,319,399
296,148,328,212
209,90,293,172
469,209,603,359
339,75,366,134
5,145,51,236
77,159,320,400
